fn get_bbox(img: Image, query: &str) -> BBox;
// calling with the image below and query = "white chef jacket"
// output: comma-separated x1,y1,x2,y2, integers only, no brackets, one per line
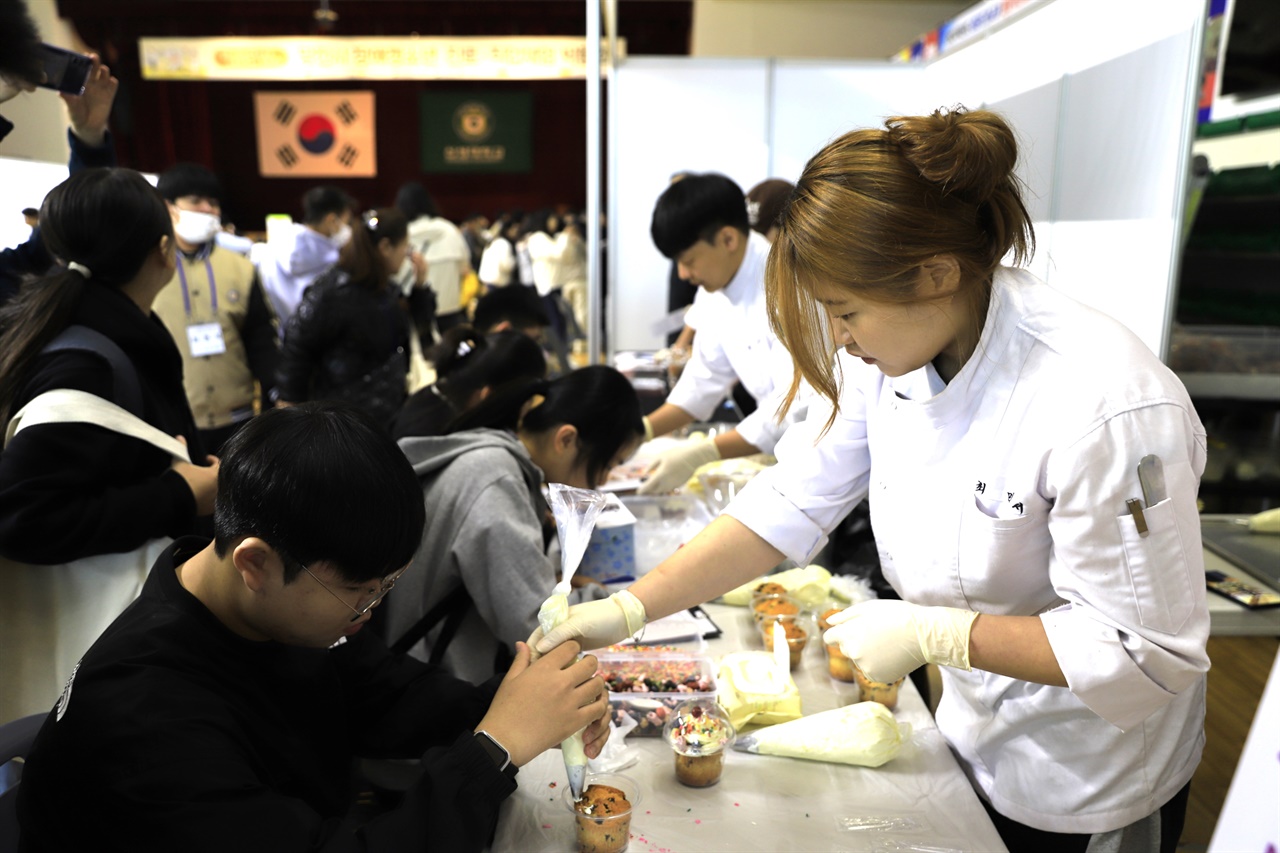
665,231,803,453
726,267,1209,833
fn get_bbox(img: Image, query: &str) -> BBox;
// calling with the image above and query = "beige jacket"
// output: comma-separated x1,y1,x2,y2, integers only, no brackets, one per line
153,246,260,430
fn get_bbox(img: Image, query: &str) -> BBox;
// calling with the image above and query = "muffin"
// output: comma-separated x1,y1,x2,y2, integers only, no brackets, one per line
664,701,736,788
853,664,904,709
759,616,808,669
825,643,856,682
752,581,788,599
572,783,633,853
817,607,843,632
752,593,800,623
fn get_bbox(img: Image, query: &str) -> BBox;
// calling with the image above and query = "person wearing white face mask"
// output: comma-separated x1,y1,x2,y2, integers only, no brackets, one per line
255,185,355,331
152,163,280,454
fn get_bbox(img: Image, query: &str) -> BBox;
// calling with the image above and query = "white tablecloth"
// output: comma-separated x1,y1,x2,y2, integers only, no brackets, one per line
492,603,1007,852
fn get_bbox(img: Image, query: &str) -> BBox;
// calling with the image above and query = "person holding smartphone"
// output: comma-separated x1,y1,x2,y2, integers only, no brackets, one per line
2,0,120,305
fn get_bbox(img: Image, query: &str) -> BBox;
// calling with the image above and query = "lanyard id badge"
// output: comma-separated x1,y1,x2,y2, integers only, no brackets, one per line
186,322,227,357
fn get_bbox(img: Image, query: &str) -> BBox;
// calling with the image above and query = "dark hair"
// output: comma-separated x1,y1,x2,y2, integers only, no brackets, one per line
769,106,1034,429
0,0,43,85
472,284,550,332
22,207,38,218
520,209,553,236
155,162,223,204
448,366,643,488
431,326,547,410
502,214,524,241
301,185,354,225
213,402,425,584
395,182,438,221
650,173,749,259
746,179,795,236
338,207,408,291
0,168,174,424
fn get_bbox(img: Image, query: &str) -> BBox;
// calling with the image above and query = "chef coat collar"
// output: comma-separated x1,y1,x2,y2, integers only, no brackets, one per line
885,267,1024,421
719,231,770,304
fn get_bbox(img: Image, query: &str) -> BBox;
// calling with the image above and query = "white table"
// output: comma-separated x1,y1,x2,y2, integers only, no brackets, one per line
492,603,1007,852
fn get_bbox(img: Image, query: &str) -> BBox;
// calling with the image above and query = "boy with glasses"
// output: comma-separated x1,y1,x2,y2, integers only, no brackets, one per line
17,402,610,852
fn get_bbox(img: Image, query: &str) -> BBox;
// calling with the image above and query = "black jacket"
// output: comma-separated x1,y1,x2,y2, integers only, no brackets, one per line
277,268,409,429
17,538,514,852
0,285,206,564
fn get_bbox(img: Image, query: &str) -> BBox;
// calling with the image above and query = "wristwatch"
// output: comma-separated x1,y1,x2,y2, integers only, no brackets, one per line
474,730,518,781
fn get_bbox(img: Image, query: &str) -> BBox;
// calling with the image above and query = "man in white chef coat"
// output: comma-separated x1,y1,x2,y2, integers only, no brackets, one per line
638,173,805,494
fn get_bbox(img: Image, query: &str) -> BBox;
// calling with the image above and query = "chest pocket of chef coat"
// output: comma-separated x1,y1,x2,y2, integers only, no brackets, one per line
1116,490,1196,635
957,487,1054,614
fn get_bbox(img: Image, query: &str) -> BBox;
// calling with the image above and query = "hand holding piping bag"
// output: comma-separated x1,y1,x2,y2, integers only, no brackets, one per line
538,484,609,801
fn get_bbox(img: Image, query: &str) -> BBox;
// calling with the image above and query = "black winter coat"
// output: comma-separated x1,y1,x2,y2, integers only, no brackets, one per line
276,268,410,429
0,285,207,564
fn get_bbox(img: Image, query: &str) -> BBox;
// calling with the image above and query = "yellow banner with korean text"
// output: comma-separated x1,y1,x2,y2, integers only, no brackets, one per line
253,91,377,178
140,36,624,81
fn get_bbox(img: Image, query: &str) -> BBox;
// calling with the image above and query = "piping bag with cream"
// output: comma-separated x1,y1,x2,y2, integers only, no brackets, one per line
539,483,608,801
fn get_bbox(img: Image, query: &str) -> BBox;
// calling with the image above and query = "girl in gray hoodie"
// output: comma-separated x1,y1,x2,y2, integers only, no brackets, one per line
389,366,645,683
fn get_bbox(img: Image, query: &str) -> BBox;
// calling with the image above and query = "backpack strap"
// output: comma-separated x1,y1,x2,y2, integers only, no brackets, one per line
40,325,145,419
388,584,473,663
5,389,190,461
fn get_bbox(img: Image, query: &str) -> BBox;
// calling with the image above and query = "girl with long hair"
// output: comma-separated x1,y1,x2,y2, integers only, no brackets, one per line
277,207,417,429
0,168,217,720
389,325,547,441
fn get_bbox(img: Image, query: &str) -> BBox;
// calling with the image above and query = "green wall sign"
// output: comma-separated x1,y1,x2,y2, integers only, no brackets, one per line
420,91,532,174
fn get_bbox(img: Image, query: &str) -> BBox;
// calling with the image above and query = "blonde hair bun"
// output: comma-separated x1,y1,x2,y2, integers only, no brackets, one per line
886,106,1019,206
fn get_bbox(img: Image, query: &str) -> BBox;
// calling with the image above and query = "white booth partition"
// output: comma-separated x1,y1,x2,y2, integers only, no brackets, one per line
610,58,771,352
606,0,1207,359
768,62,931,181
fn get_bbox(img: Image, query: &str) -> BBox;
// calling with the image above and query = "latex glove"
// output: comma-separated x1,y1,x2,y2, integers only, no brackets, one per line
822,600,979,683
529,590,647,657
637,438,719,495
641,416,655,443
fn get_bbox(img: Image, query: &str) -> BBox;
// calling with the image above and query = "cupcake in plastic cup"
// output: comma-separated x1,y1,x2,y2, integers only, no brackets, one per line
565,773,640,853
751,592,801,624
824,643,857,682
663,700,736,787
758,614,808,669
816,606,843,632
853,664,904,709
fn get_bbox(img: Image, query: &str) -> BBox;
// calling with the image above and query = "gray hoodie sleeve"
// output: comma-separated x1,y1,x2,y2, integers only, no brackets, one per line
449,473,608,649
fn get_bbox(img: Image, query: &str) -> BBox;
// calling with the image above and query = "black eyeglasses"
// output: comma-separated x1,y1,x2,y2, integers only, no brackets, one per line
299,564,406,622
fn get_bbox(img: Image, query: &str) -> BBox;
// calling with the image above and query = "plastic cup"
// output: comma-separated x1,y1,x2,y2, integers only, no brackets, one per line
751,592,801,624
664,700,736,788
853,665,904,709
758,614,808,669
825,643,857,682
674,750,725,787
564,772,640,853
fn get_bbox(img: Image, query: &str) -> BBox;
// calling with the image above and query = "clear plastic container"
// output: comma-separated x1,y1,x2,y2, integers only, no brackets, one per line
598,650,717,737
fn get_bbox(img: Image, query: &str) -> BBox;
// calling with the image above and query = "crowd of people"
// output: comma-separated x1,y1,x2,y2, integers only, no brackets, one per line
1,2,1212,851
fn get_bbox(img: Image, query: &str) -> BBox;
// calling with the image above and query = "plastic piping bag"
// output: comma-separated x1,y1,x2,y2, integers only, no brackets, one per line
538,483,608,801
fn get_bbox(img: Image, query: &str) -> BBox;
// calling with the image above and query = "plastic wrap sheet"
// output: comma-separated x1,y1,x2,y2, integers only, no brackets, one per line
493,725,1004,852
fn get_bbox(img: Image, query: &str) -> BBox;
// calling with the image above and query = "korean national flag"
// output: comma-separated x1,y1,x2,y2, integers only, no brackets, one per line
254,91,377,178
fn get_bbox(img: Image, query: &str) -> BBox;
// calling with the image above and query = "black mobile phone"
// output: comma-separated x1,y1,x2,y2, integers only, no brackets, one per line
35,43,92,96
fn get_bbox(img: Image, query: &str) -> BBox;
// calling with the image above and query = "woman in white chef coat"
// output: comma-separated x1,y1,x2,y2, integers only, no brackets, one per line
532,107,1209,852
